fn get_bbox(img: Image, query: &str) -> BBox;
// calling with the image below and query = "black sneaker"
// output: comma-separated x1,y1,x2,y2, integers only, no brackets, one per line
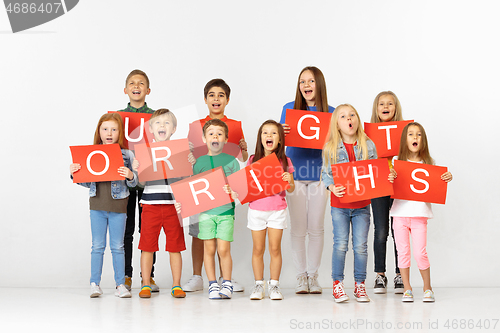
394,274,404,294
374,275,387,294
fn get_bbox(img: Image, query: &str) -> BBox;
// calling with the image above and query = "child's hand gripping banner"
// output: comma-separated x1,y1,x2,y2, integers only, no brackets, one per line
170,167,232,218
331,158,393,203
108,111,153,150
364,120,413,157
135,139,193,182
227,153,290,205
285,109,332,149
392,160,448,204
70,144,124,183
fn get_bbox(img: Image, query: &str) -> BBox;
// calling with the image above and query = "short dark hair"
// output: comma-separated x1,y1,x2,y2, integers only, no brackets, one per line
125,69,150,88
204,78,230,99
202,119,228,138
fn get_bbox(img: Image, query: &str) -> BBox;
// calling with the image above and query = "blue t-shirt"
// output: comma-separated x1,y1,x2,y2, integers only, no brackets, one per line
279,101,335,181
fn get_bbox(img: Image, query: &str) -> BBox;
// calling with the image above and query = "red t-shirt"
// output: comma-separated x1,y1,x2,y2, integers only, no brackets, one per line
330,142,371,209
188,115,245,159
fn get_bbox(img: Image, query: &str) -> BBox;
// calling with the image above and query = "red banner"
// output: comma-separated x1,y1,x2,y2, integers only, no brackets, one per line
70,144,124,183
284,109,332,149
392,160,448,204
108,111,153,150
331,159,393,203
364,120,413,157
170,167,232,218
135,139,193,182
227,153,289,205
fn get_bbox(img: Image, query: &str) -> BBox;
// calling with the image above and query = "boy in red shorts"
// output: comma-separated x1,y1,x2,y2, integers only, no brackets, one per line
138,109,194,298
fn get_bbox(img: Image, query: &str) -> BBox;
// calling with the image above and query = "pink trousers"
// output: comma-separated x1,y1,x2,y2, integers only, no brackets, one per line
392,217,430,270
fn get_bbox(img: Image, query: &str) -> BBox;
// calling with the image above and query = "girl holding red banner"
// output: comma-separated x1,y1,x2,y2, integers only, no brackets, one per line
369,91,405,294
321,104,377,303
247,120,295,300
70,113,138,298
279,66,334,294
389,122,452,302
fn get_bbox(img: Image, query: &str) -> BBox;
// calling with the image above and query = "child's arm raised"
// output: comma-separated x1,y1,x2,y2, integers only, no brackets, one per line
238,138,248,162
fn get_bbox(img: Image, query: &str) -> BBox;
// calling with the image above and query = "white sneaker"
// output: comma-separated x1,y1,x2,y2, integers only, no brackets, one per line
423,289,435,302
249,281,265,300
219,280,233,299
90,282,103,298
268,281,283,300
183,275,204,292
295,275,309,294
208,282,221,299
218,277,244,292
308,274,322,294
115,284,132,298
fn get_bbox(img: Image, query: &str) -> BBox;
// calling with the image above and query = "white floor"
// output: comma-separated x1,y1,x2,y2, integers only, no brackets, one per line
1,287,498,333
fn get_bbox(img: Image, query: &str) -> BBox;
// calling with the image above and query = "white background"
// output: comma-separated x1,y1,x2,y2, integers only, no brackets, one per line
0,0,498,289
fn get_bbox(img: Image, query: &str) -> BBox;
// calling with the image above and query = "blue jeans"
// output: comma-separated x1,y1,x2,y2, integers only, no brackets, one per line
90,210,126,286
331,205,370,283
371,196,400,274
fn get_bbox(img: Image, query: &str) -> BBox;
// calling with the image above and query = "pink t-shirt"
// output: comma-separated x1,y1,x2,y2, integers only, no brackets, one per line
248,156,294,211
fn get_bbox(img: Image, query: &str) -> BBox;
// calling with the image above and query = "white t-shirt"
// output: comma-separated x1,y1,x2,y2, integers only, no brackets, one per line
389,158,433,219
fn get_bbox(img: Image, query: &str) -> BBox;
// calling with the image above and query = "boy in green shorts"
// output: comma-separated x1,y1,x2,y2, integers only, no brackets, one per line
178,119,240,299
119,69,159,292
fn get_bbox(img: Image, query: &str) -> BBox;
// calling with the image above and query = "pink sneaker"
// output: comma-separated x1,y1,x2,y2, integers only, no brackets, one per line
354,282,370,302
332,280,349,303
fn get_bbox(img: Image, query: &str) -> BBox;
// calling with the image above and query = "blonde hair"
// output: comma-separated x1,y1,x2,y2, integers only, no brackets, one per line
370,91,403,123
322,104,370,166
397,122,434,165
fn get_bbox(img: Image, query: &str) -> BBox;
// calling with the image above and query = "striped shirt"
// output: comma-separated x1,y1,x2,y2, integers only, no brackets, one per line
139,178,181,205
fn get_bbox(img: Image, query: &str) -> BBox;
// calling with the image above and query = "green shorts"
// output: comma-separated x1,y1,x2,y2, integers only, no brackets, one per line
198,213,235,242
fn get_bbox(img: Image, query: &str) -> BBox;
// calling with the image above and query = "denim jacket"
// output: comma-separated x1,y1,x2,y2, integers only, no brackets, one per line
321,139,377,189
74,149,138,199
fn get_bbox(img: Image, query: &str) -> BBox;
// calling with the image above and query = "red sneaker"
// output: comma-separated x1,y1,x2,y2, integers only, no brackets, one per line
354,282,370,302
332,280,349,303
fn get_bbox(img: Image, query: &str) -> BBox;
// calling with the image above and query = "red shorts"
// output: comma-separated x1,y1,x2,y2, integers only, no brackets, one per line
139,204,186,252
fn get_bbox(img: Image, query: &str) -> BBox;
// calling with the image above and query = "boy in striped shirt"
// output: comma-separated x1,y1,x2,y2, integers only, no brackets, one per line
138,109,195,298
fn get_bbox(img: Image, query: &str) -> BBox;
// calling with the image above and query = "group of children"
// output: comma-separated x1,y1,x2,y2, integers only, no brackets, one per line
70,68,452,303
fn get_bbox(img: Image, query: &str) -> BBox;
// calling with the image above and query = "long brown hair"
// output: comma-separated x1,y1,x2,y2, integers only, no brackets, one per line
93,113,126,149
294,66,329,113
397,122,434,165
253,120,288,171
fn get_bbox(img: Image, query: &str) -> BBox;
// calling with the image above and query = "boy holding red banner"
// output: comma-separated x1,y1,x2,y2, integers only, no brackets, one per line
183,79,247,293
321,104,377,303
178,119,240,299
137,109,195,299
389,122,452,302
247,120,295,300
119,69,158,292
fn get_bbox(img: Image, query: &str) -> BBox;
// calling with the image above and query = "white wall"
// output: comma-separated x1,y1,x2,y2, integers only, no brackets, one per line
1,0,498,289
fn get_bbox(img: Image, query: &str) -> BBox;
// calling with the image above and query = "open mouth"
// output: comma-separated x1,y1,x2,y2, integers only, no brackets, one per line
211,142,220,148
266,139,273,147
412,142,418,147
304,89,313,95
133,91,141,95
212,104,221,108
158,130,166,136
349,123,353,128
382,111,390,114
